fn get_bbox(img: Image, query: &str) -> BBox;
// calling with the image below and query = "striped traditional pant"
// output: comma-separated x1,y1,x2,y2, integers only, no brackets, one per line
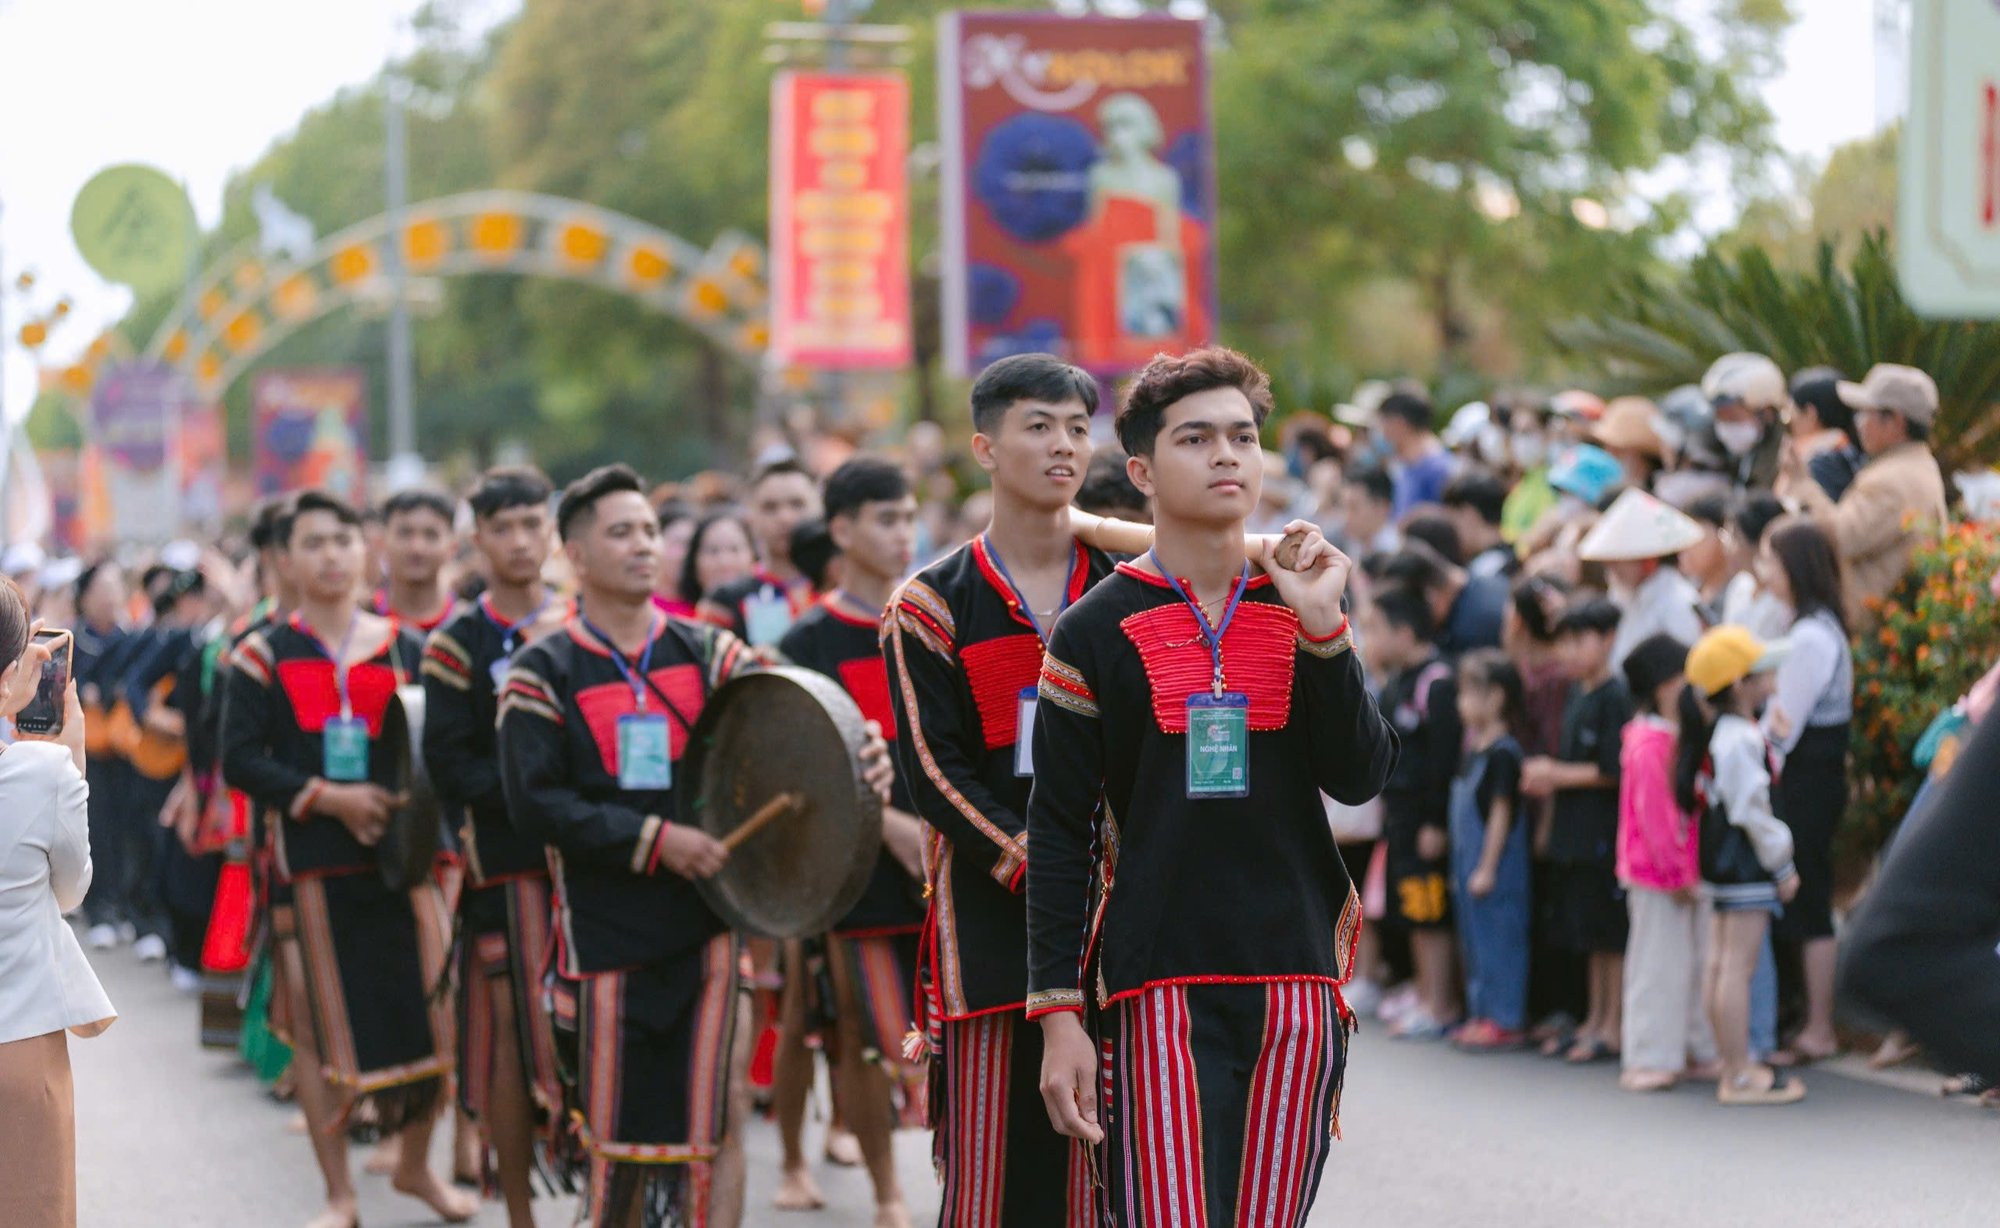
935,1011,1094,1227
1099,980,1348,1228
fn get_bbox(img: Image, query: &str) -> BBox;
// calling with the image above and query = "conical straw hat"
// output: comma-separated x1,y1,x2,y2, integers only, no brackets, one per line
1576,487,1707,562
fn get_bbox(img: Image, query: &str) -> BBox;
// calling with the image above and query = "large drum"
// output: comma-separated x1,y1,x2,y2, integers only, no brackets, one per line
377,684,443,893
678,667,882,938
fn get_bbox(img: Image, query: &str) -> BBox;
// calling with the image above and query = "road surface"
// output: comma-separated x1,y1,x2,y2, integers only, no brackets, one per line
71,945,2000,1226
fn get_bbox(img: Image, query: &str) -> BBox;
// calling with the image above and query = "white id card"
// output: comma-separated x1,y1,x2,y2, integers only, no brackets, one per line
1014,687,1038,777
743,591,793,647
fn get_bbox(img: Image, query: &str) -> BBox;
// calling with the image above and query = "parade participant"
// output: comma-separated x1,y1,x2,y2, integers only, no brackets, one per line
699,459,821,647
73,562,136,952
374,489,458,634
220,490,475,1228
421,467,571,1228
498,463,896,1228
1026,346,1396,1225
882,353,1116,1227
773,459,928,1228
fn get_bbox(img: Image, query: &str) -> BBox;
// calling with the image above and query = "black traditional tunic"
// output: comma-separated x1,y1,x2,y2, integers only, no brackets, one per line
776,593,925,1124
697,568,814,649
881,533,1113,1228
219,615,451,1134
421,593,575,1189
1024,562,1398,1227
497,613,754,1228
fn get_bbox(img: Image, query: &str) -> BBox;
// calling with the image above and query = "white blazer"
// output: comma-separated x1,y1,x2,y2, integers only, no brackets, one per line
0,741,115,1045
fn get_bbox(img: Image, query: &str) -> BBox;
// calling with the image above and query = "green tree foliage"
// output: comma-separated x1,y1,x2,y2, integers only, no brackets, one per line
1551,231,2000,471
1210,0,1792,397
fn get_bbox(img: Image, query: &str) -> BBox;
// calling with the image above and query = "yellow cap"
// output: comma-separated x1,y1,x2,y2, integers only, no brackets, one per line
1685,625,1790,697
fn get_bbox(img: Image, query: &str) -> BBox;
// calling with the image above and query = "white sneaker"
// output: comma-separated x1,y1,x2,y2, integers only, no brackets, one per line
133,934,168,963
86,923,118,950
116,921,137,944
169,965,202,993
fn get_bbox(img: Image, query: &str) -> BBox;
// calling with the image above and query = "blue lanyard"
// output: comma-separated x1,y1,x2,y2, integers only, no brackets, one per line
482,589,553,656
986,537,1070,642
581,613,660,710
298,612,361,719
1150,550,1250,697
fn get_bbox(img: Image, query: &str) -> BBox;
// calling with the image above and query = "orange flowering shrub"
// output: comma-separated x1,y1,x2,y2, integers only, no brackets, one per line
1845,520,2000,857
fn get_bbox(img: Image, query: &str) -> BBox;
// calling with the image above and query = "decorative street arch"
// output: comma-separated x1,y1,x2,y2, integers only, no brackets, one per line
53,191,772,403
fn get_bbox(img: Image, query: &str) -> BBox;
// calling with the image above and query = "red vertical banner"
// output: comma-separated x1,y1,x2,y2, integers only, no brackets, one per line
769,71,913,369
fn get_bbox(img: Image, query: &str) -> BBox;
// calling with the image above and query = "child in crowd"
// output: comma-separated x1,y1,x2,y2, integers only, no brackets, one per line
1615,633,1720,1092
1677,626,1805,1105
1358,585,1462,1039
1524,598,1632,1063
1448,650,1532,1051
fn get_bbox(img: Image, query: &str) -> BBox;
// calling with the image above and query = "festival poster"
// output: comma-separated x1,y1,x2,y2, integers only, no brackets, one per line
87,361,186,545
252,368,368,503
180,401,226,530
38,450,82,554
770,71,913,368
937,11,1217,378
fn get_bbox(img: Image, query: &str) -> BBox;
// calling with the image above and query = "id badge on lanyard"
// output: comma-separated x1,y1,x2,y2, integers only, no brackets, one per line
743,588,793,647
324,715,370,781
1014,687,1038,777
617,713,673,790
1185,691,1249,798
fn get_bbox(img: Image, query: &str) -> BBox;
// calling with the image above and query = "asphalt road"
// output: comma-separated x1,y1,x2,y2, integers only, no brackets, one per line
71,945,2000,1227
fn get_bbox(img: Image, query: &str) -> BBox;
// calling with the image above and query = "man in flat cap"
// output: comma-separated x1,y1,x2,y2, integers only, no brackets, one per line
1777,363,1947,626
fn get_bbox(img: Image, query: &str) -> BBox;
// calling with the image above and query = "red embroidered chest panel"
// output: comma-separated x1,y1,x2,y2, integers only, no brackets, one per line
836,656,898,742
956,632,1046,749
1119,598,1299,732
573,663,706,777
275,660,402,736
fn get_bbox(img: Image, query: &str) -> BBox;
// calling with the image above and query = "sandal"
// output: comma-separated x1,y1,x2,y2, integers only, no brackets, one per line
1538,1028,1577,1058
1868,1033,1922,1070
1717,1066,1806,1106
1565,1037,1617,1064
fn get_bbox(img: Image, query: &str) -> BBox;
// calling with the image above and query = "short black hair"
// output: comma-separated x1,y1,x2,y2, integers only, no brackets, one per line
249,495,297,553
1379,391,1434,433
152,569,206,618
822,456,910,523
750,457,815,490
379,488,455,525
789,519,839,592
1370,584,1434,642
1554,595,1622,637
656,499,694,531
970,353,1098,436
74,560,115,607
1076,455,1148,519
1733,492,1786,547
1789,366,1854,443
1116,346,1273,458
468,466,553,521
285,490,363,546
1682,492,1731,531
557,464,647,542
1378,540,1456,595
1346,463,1393,507
1399,510,1463,566
1510,573,1572,643
1442,471,1506,527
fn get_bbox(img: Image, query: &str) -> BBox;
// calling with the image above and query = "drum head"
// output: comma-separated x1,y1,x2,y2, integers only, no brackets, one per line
679,667,882,938
377,684,441,893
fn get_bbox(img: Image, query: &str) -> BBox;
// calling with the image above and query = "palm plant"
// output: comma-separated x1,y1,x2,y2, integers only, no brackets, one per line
1552,231,2000,473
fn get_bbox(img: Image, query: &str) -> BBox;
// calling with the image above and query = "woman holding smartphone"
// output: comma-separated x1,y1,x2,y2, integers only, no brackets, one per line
0,578,113,1228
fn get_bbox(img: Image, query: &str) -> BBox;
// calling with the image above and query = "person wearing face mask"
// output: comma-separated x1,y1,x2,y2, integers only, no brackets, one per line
1700,353,1788,492
1500,399,1560,545
1575,489,1709,674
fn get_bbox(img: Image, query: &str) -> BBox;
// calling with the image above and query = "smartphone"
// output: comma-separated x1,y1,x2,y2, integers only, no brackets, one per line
15,629,73,737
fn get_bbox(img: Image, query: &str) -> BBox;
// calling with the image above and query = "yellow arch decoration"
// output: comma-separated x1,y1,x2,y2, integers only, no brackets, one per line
53,191,772,403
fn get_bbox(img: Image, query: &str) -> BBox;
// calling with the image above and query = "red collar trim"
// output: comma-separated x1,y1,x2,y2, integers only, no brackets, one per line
564,609,668,660
972,534,1090,632
287,611,399,663
1114,560,1273,591
821,591,882,628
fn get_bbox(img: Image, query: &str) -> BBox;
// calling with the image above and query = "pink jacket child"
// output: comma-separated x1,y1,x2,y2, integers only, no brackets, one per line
1617,714,1699,892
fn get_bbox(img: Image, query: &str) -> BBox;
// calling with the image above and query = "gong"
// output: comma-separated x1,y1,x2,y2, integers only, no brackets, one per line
678,667,883,938
376,684,443,893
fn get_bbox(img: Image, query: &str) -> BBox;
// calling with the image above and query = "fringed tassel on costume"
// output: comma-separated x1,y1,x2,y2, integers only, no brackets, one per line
589,1161,704,1228
337,1074,447,1143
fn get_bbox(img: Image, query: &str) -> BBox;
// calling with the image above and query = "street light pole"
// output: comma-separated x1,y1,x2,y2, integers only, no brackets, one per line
383,74,419,489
